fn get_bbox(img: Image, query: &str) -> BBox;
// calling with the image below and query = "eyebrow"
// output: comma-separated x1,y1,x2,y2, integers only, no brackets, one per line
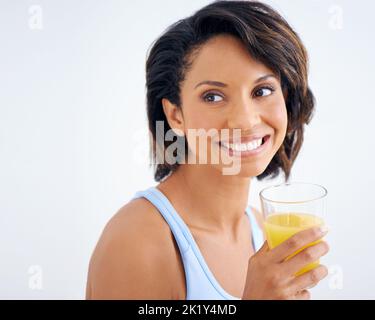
194,74,277,89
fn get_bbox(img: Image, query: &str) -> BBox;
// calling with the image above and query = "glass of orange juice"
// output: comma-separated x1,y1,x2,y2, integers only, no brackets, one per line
260,182,328,276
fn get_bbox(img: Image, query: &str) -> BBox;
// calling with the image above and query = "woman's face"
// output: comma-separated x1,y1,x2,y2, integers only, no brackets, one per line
163,34,288,177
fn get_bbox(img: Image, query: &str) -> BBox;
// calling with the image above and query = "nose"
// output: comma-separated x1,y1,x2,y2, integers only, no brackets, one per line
227,94,262,130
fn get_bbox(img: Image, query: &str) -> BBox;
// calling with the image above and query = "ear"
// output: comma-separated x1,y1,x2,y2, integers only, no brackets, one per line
161,98,185,136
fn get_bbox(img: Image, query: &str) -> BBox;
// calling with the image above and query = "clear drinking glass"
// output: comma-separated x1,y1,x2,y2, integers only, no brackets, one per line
259,182,328,276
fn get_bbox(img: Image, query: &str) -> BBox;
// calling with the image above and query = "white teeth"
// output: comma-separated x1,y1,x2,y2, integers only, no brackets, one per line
247,141,256,150
221,138,263,152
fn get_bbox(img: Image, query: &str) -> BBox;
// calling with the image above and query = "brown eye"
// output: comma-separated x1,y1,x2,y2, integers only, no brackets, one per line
203,93,224,103
254,86,275,97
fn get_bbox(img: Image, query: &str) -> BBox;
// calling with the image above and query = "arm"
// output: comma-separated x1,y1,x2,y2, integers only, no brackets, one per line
86,204,175,300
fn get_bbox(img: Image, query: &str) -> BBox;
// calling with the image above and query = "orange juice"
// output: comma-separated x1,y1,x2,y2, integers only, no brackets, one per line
264,213,324,276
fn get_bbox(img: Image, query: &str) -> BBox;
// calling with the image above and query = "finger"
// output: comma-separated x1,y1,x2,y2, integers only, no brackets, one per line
283,241,329,274
290,265,329,292
293,289,311,300
257,240,269,254
270,226,329,263
247,241,269,268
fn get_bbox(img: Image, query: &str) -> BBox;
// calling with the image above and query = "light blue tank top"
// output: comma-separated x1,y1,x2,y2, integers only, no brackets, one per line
131,186,264,300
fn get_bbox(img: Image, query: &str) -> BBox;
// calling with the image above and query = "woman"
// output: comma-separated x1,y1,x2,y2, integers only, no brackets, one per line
86,0,329,300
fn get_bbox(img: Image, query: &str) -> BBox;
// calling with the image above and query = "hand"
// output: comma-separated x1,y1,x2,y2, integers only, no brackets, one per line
242,226,329,300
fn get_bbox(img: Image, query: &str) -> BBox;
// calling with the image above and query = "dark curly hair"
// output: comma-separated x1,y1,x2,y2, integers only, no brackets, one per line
145,0,315,182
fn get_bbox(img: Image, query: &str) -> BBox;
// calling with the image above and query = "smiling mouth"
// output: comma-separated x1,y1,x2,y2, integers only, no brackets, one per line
218,135,270,152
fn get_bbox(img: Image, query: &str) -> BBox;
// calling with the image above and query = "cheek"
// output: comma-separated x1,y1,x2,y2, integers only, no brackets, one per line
265,99,288,146
271,103,287,131
182,104,221,131
180,104,218,151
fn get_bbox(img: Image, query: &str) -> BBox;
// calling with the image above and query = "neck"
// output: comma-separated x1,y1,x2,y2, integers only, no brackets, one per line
159,164,251,235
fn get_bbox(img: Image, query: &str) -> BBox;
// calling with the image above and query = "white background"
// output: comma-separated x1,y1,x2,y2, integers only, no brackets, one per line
1,0,374,299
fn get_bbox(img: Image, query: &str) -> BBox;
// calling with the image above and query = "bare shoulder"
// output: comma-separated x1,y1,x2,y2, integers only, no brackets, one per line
86,197,185,299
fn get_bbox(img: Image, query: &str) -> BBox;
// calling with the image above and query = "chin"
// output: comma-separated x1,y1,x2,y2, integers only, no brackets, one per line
236,162,269,178
212,160,270,178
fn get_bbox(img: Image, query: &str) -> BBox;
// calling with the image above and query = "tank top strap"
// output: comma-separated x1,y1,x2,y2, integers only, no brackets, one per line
132,186,264,253
245,206,264,251
131,186,190,254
